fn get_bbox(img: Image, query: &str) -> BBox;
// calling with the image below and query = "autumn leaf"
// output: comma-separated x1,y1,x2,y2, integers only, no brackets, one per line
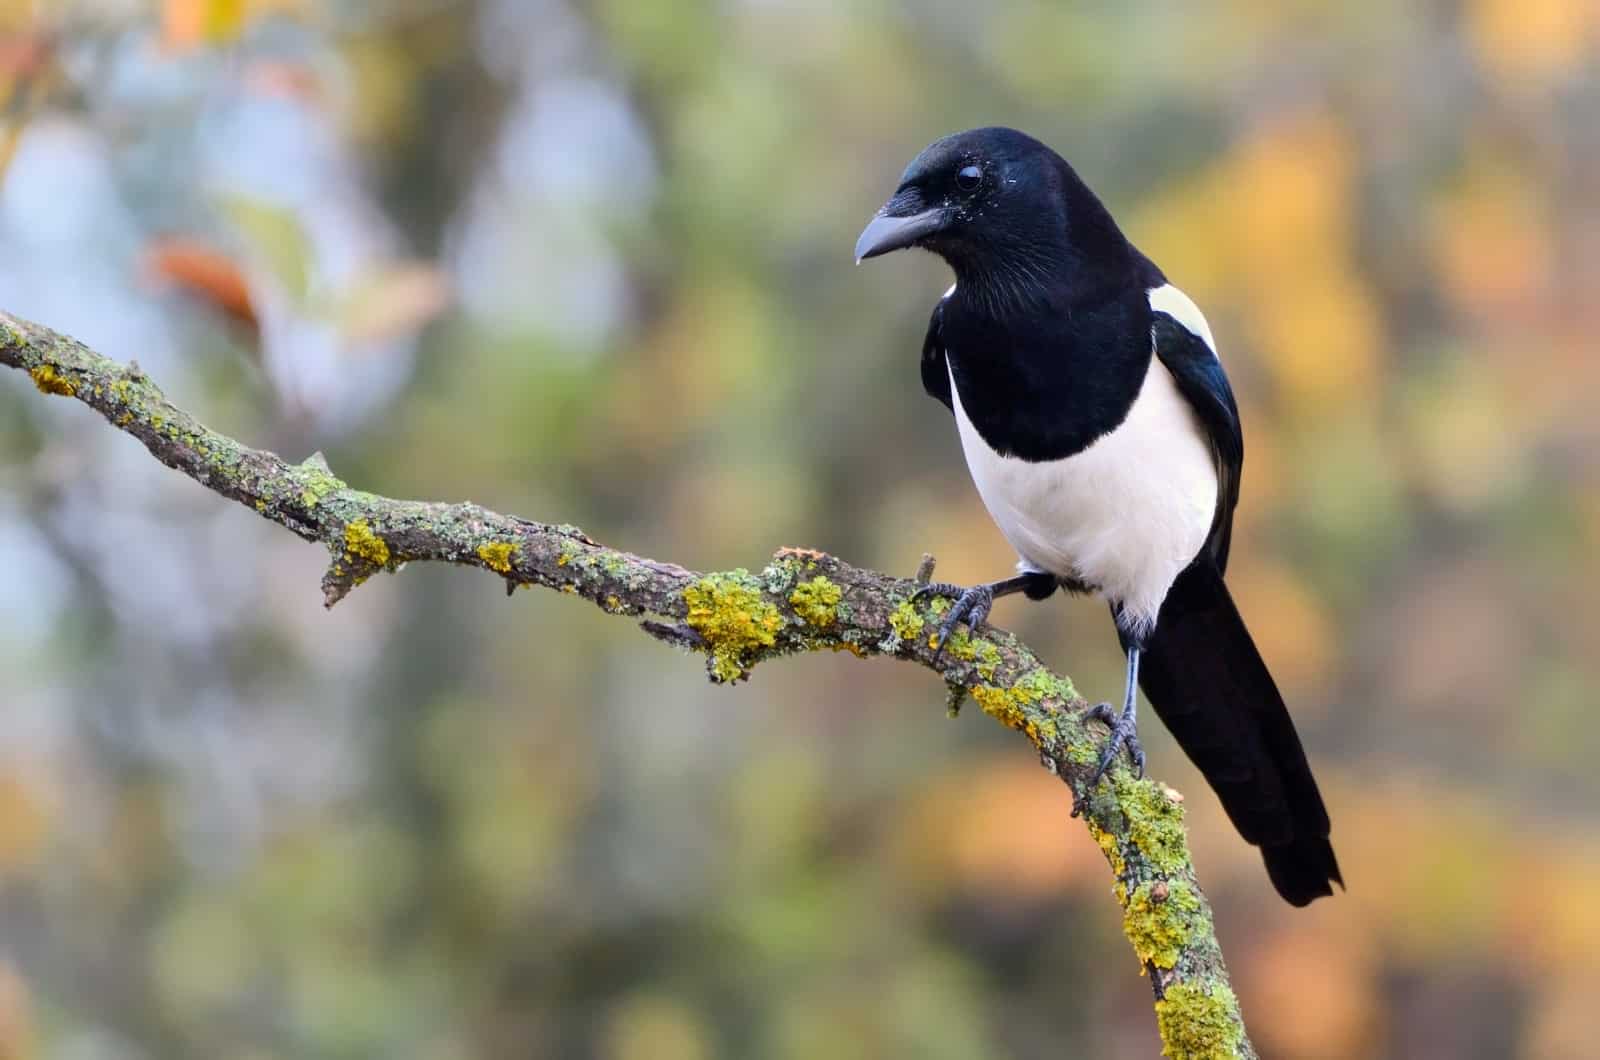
142,237,259,333
162,0,251,52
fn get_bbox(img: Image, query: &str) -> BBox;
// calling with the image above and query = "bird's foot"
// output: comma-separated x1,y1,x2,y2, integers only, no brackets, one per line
1085,700,1145,787
910,581,994,659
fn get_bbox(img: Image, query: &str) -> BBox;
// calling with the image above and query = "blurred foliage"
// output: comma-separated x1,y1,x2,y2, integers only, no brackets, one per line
1,0,1598,1057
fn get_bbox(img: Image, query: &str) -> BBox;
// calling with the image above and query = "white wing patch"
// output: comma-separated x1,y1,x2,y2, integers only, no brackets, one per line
1147,283,1217,356
948,359,1218,638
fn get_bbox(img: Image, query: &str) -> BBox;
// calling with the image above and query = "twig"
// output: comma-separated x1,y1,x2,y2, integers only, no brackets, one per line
1,309,1255,1059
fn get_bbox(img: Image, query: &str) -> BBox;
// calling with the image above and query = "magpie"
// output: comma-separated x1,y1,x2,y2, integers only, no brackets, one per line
855,127,1341,906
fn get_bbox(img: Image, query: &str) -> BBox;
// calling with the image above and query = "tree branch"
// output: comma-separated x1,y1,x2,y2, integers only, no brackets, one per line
1,309,1255,1059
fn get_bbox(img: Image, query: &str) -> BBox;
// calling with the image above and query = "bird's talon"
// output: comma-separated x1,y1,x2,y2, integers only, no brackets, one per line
909,580,962,606
927,583,994,660
1086,699,1143,789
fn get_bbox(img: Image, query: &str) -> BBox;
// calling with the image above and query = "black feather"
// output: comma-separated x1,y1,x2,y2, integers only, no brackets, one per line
1132,561,1343,906
920,297,952,411
1151,316,1243,572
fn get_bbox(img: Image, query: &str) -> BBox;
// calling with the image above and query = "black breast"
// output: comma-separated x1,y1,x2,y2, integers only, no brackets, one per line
939,288,1153,463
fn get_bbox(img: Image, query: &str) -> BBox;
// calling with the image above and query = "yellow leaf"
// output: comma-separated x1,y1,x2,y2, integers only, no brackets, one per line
163,0,251,51
203,0,249,41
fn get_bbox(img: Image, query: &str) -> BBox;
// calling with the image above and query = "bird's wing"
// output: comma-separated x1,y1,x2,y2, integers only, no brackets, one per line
1151,306,1242,572
920,293,953,412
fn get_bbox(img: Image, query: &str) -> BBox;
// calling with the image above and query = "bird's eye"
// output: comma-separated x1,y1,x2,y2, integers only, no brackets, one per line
956,164,982,191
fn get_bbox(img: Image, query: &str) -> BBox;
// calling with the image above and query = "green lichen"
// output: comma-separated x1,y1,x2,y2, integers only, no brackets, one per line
295,459,345,508
788,576,842,628
29,364,76,397
1122,879,1202,970
683,570,784,683
477,540,518,574
1116,776,1191,877
939,628,1003,680
343,519,391,568
761,559,800,596
1153,982,1246,1060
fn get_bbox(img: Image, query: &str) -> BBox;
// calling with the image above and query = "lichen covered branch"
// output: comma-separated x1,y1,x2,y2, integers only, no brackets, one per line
1,309,1255,1059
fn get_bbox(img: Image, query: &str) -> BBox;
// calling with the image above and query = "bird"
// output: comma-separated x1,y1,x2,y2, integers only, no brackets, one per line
855,127,1341,906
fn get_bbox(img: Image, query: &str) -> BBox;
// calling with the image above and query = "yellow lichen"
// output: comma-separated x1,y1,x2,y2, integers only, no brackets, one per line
29,365,76,397
1122,879,1202,970
888,600,925,644
969,668,1073,745
343,519,390,568
477,540,518,574
683,571,783,683
788,575,842,628
1087,818,1127,879
1153,982,1245,1060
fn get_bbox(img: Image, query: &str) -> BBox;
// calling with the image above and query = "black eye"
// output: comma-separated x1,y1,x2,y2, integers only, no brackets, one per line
956,164,982,190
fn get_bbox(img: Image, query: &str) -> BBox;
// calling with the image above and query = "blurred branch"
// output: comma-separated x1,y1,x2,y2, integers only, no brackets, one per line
1,309,1255,1059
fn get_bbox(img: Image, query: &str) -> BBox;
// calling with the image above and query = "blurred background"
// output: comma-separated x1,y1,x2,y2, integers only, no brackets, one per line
1,1,1597,1057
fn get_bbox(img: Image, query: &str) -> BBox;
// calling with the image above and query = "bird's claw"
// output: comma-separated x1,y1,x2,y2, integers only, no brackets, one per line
1085,700,1145,788
910,581,994,659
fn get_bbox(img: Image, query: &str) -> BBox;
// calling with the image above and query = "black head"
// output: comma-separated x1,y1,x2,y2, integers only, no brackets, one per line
855,127,1131,304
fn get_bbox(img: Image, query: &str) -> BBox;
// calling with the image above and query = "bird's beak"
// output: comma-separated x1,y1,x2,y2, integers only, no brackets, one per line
855,192,946,263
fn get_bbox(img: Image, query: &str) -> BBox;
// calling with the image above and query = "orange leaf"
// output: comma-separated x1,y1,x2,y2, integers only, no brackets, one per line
142,238,259,333
162,0,250,52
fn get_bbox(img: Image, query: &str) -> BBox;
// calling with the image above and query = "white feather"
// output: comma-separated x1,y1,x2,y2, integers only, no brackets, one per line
948,356,1217,638
1147,283,1217,356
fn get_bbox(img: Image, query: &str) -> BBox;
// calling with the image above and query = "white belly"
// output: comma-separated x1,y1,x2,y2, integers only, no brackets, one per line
949,358,1217,637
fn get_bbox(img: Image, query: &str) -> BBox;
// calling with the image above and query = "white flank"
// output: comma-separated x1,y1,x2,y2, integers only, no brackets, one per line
949,359,1217,637
1147,283,1217,356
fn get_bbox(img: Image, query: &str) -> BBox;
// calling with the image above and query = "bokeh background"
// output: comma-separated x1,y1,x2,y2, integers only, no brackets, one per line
2,1,1598,1057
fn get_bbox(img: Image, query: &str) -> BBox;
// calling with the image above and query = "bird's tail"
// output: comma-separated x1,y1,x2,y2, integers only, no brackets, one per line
1130,561,1342,906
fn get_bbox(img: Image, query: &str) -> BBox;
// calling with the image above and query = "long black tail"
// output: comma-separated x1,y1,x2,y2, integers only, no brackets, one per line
1130,560,1342,906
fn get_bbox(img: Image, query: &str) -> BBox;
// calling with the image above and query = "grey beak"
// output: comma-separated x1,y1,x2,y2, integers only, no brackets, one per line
854,207,946,263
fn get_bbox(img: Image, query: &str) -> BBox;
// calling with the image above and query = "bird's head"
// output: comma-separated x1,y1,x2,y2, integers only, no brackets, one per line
855,127,1128,303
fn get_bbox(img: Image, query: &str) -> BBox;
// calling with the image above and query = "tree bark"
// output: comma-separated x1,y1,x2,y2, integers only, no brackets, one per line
2,309,1255,1059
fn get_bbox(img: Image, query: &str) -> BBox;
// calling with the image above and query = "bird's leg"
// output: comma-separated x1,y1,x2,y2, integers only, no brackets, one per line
912,571,1056,658
1086,645,1146,785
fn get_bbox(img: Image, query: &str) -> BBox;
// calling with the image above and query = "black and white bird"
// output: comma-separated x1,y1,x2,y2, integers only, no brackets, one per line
855,127,1341,906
